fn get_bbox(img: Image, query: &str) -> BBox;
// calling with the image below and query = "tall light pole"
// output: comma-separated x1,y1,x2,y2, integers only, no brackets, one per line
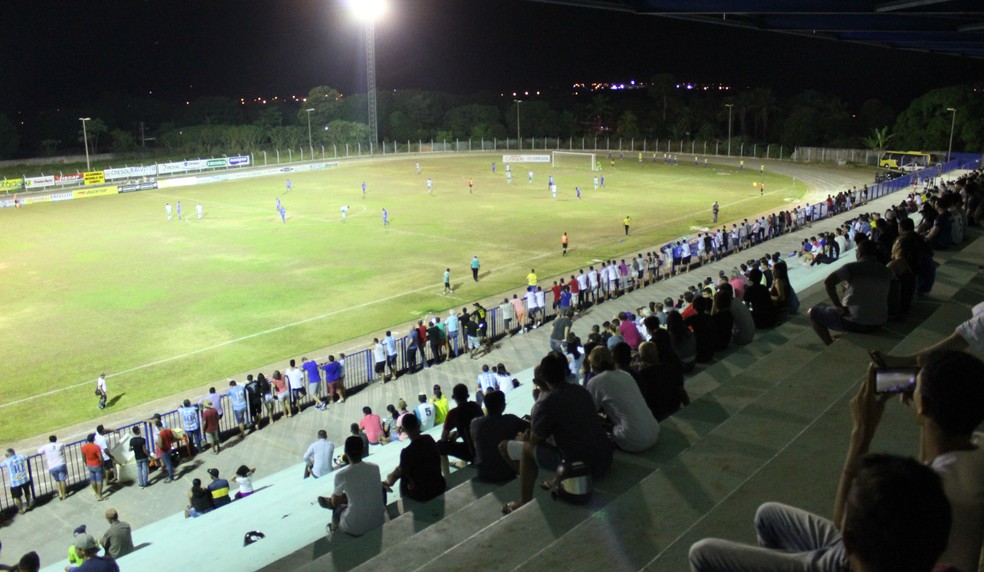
724,104,734,157
350,0,386,150
946,107,957,163
305,108,315,158
79,117,92,171
514,99,522,150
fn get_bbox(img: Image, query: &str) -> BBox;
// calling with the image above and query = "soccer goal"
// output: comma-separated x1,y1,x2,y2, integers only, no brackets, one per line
552,151,597,171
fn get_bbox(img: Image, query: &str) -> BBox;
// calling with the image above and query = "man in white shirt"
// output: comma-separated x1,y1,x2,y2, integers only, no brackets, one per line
586,347,660,453
415,393,436,431
320,436,385,536
303,430,335,479
285,359,305,411
38,435,68,500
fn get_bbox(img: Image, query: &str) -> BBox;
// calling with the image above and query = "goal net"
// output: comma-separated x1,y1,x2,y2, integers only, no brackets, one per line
552,151,597,171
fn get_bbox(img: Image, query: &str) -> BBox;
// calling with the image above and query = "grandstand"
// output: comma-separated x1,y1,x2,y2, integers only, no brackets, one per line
4,163,976,571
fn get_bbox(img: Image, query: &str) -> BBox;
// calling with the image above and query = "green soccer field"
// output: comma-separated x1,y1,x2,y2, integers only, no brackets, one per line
0,154,804,440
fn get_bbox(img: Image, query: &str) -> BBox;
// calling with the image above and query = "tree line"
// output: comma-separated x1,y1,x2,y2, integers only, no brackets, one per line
0,77,980,160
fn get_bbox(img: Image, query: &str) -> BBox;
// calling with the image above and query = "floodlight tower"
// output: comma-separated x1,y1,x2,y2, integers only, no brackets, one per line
305,108,315,158
350,0,386,150
79,117,92,171
946,107,957,163
724,104,734,157
514,100,523,150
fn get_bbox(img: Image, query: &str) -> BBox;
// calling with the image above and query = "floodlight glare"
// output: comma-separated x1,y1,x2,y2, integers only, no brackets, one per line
349,0,386,22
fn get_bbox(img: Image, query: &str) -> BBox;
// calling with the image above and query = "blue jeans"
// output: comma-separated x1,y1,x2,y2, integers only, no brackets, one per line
159,451,175,480
185,427,202,452
136,459,150,487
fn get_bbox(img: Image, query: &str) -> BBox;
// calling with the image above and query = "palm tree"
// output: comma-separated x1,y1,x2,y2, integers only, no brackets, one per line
863,126,894,153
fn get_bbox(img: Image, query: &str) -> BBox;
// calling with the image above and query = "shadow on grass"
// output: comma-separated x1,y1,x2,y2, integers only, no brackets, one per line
106,393,126,408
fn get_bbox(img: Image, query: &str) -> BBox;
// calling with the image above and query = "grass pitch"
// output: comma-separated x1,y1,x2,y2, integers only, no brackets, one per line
0,154,804,440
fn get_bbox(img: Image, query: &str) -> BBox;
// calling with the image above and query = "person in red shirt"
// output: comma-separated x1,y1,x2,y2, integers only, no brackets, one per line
154,421,176,483
201,401,221,455
358,407,389,445
551,281,562,316
568,275,580,311
80,434,106,501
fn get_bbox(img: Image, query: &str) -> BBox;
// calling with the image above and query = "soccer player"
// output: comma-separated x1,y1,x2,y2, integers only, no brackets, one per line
176,201,182,220
382,208,388,226
279,204,286,223
276,197,281,210
593,176,598,190
712,201,720,223
561,232,569,256
548,175,554,188
600,176,606,187
576,186,582,199
739,160,744,169
623,215,631,236
505,164,511,175
196,203,203,219
165,203,172,221
426,178,433,194
760,182,765,196
527,170,533,184
551,184,557,199
506,170,512,184
468,178,473,193
361,181,366,199
286,178,292,193
415,161,421,174
491,162,496,173
340,205,349,221
95,373,108,410
443,268,452,295
760,164,765,174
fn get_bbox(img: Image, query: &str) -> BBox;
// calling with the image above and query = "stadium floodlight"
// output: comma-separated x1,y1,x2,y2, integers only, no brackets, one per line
305,108,316,158
79,117,92,171
946,107,957,163
348,0,387,149
514,99,523,150
724,104,734,158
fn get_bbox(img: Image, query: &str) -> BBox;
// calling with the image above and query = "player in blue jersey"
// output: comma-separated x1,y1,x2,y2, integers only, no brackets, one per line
278,204,286,223
285,178,292,193
382,208,389,226
176,201,182,220
362,181,367,199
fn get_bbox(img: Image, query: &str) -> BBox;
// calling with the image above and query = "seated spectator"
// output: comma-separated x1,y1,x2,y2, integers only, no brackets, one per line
689,350,984,572
382,413,446,502
320,436,386,537
430,385,449,425
636,336,689,421
471,390,527,482
99,508,133,560
665,310,697,373
349,424,370,459
684,297,718,363
415,393,437,431
808,239,894,346
71,534,118,572
586,346,660,453
383,404,400,438
618,311,643,350
500,352,613,514
394,399,411,441
710,288,734,351
206,468,231,508
232,465,256,499
744,268,778,329
770,260,798,321
437,384,485,476
303,430,335,479
184,478,214,518
358,407,389,445
495,363,515,394
886,233,918,321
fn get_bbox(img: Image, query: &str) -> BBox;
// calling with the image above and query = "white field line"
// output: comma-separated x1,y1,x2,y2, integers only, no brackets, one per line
1,178,801,408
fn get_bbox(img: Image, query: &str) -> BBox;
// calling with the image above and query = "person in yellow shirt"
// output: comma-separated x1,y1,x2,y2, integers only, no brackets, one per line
526,269,537,292
430,385,449,425
623,216,631,236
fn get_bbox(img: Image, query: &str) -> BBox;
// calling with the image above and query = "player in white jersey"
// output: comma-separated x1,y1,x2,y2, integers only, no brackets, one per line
587,266,599,304
593,176,599,190
551,184,557,199
527,170,533,184
165,203,172,220
606,262,619,298
525,289,537,331
196,203,203,219
415,161,421,174
534,288,546,327
340,205,349,221
506,170,512,184
426,178,433,194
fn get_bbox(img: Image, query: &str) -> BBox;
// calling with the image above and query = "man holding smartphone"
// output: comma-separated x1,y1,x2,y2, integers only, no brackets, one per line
689,350,984,572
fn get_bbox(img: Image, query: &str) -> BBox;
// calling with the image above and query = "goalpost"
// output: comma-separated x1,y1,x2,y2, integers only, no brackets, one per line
552,151,597,171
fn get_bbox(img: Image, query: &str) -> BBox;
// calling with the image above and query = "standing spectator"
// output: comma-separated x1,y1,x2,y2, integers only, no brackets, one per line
227,380,249,438
808,239,894,346
405,328,419,373
153,420,176,484
271,371,290,419
383,332,399,379
499,298,515,336
320,356,345,405
183,478,213,518
206,468,231,508
303,430,334,479
428,319,444,364
80,434,106,501
510,294,526,335
99,509,133,560
201,401,221,455
199,387,224,420
245,374,263,429
319,436,385,537
446,309,460,358
415,320,430,368
301,357,324,409
128,427,151,488
178,399,202,452
382,414,446,502
430,385,449,426
37,435,68,501
0,449,33,513
285,359,305,413
471,390,527,481
93,426,117,485
437,384,485,476
257,373,276,424
358,407,389,445
372,338,387,382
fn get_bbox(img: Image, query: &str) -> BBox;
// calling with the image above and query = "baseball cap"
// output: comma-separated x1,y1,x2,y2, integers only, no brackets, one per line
203,400,213,408
73,525,87,535
74,534,99,552
207,468,219,478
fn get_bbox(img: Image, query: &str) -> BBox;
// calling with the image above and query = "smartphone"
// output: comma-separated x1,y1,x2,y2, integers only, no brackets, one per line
874,367,919,394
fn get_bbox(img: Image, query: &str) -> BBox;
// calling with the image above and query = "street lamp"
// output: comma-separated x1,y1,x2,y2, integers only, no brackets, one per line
349,0,386,150
79,117,92,171
305,108,315,158
946,107,957,163
514,99,522,150
724,104,734,157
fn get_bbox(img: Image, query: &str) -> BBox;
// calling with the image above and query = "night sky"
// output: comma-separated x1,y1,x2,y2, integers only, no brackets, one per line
2,0,982,115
